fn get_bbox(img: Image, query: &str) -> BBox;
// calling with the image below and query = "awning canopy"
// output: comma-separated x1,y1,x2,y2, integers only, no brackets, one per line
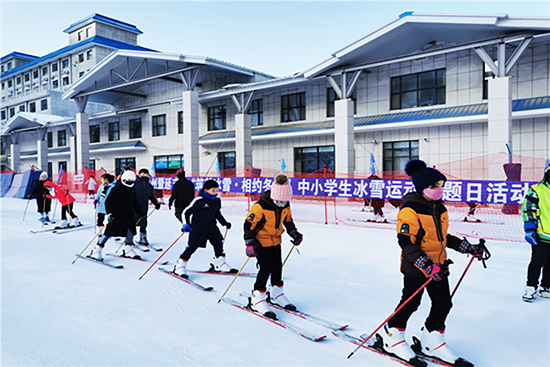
1,112,69,136
17,140,147,159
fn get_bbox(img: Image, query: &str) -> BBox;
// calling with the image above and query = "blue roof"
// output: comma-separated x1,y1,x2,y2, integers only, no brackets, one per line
1,36,156,78
1,52,39,62
63,13,142,35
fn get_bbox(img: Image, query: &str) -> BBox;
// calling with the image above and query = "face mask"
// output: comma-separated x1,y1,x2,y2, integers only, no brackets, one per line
423,187,444,201
274,200,288,207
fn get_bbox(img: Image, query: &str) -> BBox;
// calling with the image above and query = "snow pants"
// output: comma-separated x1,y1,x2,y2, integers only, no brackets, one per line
61,203,77,220
174,207,185,223
98,229,134,246
97,213,105,227
388,276,452,332
180,230,224,261
253,245,283,292
526,240,550,288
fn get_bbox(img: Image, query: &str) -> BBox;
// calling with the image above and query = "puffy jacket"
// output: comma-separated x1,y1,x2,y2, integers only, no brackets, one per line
43,181,75,207
184,190,229,234
396,192,461,278
522,180,550,243
169,176,196,209
134,176,159,215
104,180,143,237
94,182,114,214
244,190,297,247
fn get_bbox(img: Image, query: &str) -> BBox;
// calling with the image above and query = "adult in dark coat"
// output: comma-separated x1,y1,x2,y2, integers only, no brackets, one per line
168,170,196,223
134,168,160,244
89,170,144,261
30,172,52,221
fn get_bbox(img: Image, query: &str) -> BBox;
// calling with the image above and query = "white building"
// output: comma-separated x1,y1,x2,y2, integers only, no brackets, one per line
2,12,550,181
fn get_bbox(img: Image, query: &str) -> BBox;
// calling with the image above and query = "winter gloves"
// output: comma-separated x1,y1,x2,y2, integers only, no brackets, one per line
414,254,452,282
182,223,192,233
288,229,303,246
524,222,538,246
458,238,486,259
245,239,260,257
155,203,161,210
107,214,115,224
224,222,232,229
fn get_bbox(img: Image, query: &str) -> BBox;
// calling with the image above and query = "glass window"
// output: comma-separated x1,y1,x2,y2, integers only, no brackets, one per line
52,80,59,89
78,32,82,41
24,74,30,82
9,108,15,117
19,105,25,112
383,140,419,173
89,125,100,143
40,99,48,111
42,67,48,76
1,83,4,90
87,50,92,60
47,162,52,174
52,63,58,72
218,151,236,176
208,106,226,131
152,115,166,136
108,122,120,141
8,80,12,88
57,130,67,147
154,155,183,174
178,111,183,134
1,140,6,155
78,54,84,63
248,99,263,126
33,70,39,79
1,110,5,120
115,157,136,176
62,59,69,69
16,77,21,85
89,159,96,171
58,161,67,173
62,77,69,86
29,102,36,113
129,118,142,139
281,92,306,122
47,132,53,148
391,69,445,110
294,145,335,175
79,71,84,78
327,88,357,118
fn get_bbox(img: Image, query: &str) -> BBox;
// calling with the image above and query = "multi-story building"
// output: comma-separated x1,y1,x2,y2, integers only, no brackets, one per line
2,12,549,181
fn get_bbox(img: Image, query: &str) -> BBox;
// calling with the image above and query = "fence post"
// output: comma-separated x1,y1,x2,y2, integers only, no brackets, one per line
324,165,328,225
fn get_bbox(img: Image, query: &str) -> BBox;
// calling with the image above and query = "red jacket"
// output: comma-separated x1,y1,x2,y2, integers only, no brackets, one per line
44,181,75,206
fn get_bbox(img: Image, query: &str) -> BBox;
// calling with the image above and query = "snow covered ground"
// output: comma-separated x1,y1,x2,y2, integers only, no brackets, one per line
1,197,549,367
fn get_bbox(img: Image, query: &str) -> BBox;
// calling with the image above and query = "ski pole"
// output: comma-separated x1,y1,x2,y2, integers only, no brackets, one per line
347,277,433,359
282,245,296,268
451,239,488,298
72,224,108,265
22,197,31,221
138,232,185,280
218,257,251,303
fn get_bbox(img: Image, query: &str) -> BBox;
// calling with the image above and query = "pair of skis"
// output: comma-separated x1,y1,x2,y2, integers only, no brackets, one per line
158,266,257,291
31,224,92,234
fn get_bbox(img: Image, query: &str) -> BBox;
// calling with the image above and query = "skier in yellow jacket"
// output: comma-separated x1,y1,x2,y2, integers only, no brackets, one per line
380,159,486,367
243,173,303,319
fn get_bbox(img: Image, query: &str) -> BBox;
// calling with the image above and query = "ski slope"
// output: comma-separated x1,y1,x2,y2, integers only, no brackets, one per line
1,197,549,367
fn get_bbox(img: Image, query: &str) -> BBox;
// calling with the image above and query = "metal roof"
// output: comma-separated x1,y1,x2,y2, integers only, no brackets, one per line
63,13,143,35
1,36,155,78
1,112,69,135
1,52,39,63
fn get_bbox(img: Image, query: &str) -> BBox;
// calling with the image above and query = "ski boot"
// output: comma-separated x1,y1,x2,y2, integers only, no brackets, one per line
90,244,104,261
250,290,277,319
538,286,550,299
377,214,388,223
464,214,481,223
44,215,51,222
71,217,81,227
122,244,141,260
211,256,237,273
139,232,149,245
379,324,425,366
174,258,188,278
523,286,537,302
419,326,473,367
58,219,69,229
268,284,297,311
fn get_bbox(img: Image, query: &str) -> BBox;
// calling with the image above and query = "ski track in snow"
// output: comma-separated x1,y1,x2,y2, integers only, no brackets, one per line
2,197,550,367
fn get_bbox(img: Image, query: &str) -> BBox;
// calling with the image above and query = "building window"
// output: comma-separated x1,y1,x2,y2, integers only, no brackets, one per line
208,106,226,131
2,140,7,155
178,111,183,134
57,130,67,147
62,59,69,69
47,132,53,148
16,76,21,85
383,140,419,173
1,83,4,90
8,80,12,88
78,54,84,63
62,77,69,86
248,99,263,126
391,69,445,110
89,125,100,143
78,31,83,41
7,61,12,70
86,28,90,38
1,110,5,120
9,108,15,118
294,146,335,174
19,105,25,112
154,155,183,174
29,102,36,112
52,63,58,72
40,99,48,111
89,159,95,171
58,161,67,173
108,121,120,141
281,92,306,122
115,157,136,176
152,115,167,136
327,88,357,117
79,71,84,78
47,162,52,174
52,80,59,89
129,118,142,139
24,74,30,82
0,65,3,73
87,50,92,60
218,151,236,176
42,67,48,76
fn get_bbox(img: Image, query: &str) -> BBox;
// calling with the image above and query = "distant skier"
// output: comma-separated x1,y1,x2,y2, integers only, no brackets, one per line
521,165,550,302
30,171,52,222
94,173,115,237
463,202,480,222
243,173,303,319
43,180,81,229
380,159,486,367
134,168,161,245
367,174,387,223
89,170,144,261
87,175,97,199
168,169,196,223
173,179,233,278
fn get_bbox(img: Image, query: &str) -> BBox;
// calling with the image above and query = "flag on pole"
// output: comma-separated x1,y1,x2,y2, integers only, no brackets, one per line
57,165,64,185
150,161,156,177
216,158,221,177
369,152,376,176
281,158,286,173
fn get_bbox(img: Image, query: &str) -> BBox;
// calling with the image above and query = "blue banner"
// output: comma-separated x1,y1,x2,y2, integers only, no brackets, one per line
151,176,536,205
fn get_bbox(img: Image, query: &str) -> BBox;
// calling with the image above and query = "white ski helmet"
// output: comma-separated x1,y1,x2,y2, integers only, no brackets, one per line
121,170,136,187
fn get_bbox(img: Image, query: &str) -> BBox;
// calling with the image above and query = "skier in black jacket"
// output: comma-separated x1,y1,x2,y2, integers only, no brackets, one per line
168,170,195,223
173,179,234,278
30,171,52,222
134,168,161,245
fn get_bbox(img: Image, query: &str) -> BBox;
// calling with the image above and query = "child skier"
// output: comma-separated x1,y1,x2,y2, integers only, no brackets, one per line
30,171,52,222
380,159,486,367
173,180,233,278
43,180,81,228
243,173,303,319
89,170,144,260
94,173,115,236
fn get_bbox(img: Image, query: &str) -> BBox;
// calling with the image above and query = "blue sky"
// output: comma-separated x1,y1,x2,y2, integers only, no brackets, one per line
1,1,549,77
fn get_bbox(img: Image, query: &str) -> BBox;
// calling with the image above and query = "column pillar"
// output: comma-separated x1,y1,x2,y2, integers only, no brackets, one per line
76,112,90,173
487,77,512,179
37,127,48,171
334,99,355,176
182,90,200,175
235,113,252,177
10,144,20,172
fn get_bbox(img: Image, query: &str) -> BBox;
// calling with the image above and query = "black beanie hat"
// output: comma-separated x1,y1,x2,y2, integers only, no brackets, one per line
203,179,219,191
405,159,447,193
177,170,186,179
